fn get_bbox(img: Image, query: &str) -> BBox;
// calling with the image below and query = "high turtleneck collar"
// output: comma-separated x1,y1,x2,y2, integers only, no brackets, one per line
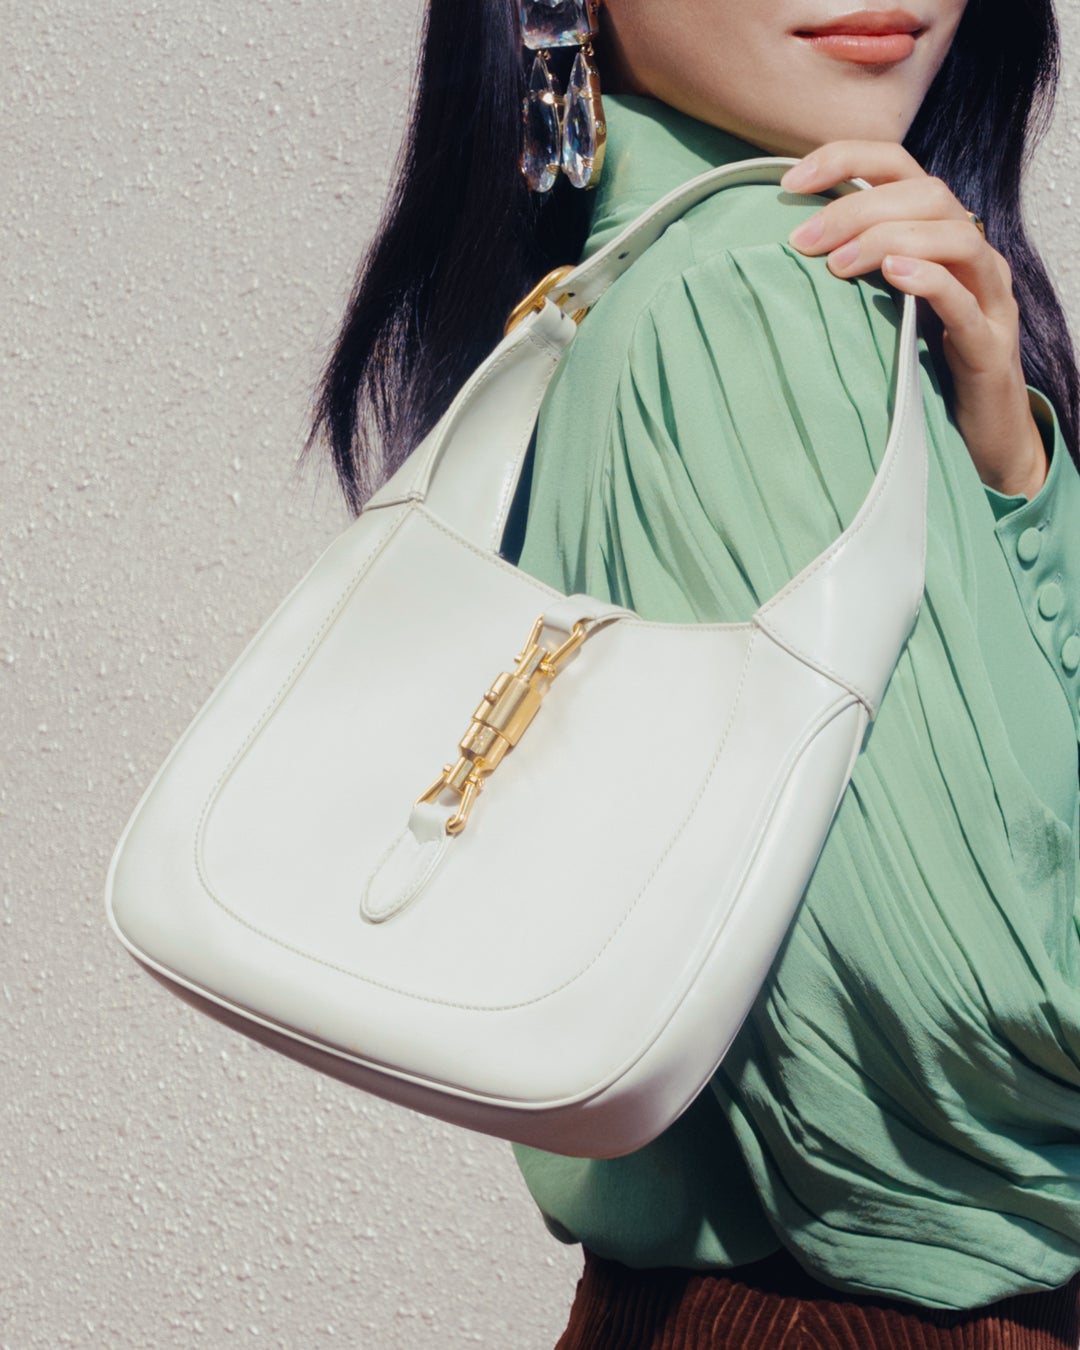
579,94,774,259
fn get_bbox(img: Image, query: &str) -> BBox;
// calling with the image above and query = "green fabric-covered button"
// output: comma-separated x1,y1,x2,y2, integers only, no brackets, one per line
1038,581,1064,620
1017,527,1042,563
1062,636,1080,674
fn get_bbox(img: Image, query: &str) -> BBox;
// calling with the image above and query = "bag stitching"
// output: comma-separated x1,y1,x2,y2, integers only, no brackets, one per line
189,629,838,1014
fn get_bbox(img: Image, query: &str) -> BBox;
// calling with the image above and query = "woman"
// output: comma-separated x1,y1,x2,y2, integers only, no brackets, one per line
308,0,1080,1344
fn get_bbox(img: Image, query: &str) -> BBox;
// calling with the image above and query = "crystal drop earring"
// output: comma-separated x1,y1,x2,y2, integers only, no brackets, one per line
519,0,606,194
520,46,562,194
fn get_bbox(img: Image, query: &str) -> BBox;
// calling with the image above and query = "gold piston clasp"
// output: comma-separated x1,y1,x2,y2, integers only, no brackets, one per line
415,614,591,836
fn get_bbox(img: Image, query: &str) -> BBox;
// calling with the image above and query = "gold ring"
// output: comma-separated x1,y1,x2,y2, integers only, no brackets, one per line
966,210,986,237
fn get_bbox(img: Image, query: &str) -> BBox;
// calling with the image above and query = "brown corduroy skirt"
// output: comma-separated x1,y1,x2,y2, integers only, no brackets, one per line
554,1245,1080,1350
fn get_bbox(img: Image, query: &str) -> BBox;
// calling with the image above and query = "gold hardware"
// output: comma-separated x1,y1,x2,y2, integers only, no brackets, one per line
415,614,593,835
504,265,589,336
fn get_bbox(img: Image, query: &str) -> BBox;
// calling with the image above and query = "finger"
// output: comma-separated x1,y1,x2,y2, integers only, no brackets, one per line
779,139,925,192
824,220,1014,319
787,176,969,254
879,256,1009,376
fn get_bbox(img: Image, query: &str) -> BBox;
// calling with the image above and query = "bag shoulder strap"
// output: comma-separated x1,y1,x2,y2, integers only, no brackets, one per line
532,156,875,320
364,158,926,714
368,158,908,523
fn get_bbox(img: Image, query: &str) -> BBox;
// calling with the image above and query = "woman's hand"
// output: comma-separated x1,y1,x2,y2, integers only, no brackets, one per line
780,141,1049,500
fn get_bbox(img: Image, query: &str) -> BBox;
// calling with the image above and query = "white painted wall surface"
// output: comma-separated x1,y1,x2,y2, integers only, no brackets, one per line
3,3,1080,1346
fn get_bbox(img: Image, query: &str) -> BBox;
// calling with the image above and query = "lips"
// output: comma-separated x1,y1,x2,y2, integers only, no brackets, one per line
792,9,925,63
794,8,925,36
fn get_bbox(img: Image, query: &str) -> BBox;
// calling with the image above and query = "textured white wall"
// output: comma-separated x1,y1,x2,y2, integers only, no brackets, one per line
3,4,1080,1347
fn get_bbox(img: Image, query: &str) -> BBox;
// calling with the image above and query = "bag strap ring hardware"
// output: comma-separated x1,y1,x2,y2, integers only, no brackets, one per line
415,614,592,835
504,265,590,336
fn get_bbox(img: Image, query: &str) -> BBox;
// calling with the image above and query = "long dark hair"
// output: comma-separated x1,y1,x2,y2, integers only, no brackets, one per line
305,0,1079,516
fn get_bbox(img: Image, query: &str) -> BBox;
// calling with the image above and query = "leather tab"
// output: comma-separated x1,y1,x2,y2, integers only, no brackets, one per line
359,801,453,924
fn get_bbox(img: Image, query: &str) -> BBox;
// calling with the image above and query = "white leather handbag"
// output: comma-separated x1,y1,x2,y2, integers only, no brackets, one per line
105,157,927,1160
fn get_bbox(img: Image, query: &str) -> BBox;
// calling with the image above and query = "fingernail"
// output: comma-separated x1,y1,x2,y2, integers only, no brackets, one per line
788,214,824,248
781,157,818,191
829,240,860,270
884,255,918,276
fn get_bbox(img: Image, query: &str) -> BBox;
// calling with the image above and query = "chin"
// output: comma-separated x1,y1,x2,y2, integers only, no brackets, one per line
790,109,918,150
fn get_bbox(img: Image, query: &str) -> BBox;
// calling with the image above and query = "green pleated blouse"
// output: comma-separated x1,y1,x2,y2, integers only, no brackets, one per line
508,94,1080,1311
